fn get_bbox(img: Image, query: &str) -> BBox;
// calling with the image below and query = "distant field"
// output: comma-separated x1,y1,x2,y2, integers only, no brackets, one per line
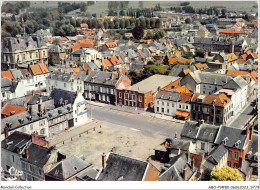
6,1,258,14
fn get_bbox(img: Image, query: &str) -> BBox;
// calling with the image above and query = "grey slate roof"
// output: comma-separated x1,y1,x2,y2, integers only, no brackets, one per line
97,153,148,181
1,78,18,93
180,121,199,140
1,111,47,134
1,131,31,153
155,90,180,102
47,155,92,180
169,139,191,151
3,36,46,53
6,96,27,107
214,125,248,150
190,70,234,86
159,153,195,181
50,89,77,107
47,72,74,82
21,143,50,168
223,76,248,90
168,65,189,77
27,95,50,105
208,144,228,164
74,71,87,80
128,75,180,94
49,45,63,53
196,124,219,143
46,104,72,120
10,69,24,81
84,71,121,87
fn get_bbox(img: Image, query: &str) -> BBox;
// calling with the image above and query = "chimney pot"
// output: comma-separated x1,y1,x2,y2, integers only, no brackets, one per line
102,152,106,170
26,148,29,159
183,165,188,181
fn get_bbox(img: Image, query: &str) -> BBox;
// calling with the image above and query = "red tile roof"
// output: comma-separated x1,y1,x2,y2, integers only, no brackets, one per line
191,93,230,106
39,63,49,74
110,56,121,66
105,42,117,48
226,70,249,76
102,59,113,69
83,63,92,72
251,71,258,82
30,64,42,75
178,92,192,103
226,53,238,62
235,22,241,27
73,39,95,48
183,69,191,75
168,57,193,65
219,29,244,34
1,103,27,116
195,63,208,70
1,70,14,81
73,67,80,73
251,52,258,59
175,86,191,94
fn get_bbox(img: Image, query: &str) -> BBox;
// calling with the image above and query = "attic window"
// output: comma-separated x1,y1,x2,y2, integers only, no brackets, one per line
74,167,77,171
209,133,213,137
223,137,229,145
235,140,241,148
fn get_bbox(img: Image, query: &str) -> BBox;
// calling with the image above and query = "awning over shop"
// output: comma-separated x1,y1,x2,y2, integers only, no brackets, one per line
175,110,190,117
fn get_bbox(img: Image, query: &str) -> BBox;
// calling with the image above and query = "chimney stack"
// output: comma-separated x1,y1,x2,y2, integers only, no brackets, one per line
4,126,9,138
26,147,29,159
102,152,106,169
249,127,254,140
183,165,188,181
191,158,195,170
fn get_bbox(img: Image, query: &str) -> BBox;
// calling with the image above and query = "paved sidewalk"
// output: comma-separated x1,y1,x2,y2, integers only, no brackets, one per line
87,100,186,123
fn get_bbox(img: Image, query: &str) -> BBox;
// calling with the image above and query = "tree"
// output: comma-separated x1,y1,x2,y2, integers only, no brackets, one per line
150,18,155,28
120,19,125,29
145,30,153,39
155,19,162,28
182,52,193,59
221,8,227,16
125,19,130,29
185,18,192,24
201,168,212,181
103,19,109,29
132,26,144,40
108,20,115,29
211,167,242,181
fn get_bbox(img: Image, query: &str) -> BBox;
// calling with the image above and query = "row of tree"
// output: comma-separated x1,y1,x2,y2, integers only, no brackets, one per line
170,6,227,16
103,18,162,30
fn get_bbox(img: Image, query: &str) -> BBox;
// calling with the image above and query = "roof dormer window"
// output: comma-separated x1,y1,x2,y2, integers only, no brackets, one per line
223,137,228,145
235,140,241,148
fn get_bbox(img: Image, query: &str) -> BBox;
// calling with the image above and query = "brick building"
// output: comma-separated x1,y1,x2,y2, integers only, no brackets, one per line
116,75,181,110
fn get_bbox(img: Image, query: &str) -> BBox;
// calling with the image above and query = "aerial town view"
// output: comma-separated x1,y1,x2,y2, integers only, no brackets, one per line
0,0,258,187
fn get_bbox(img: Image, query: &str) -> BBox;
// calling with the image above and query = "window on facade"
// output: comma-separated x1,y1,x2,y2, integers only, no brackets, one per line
139,96,142,102
179,104,181,108
119,92,122,99
234,163,238,168
234,152,238,160
172,103,174,107
162,102,164,106
12,155,14,162
133,95,136,101
22,162,26,170
227,161,231,167
157,107,159,112
64,83,66,87
29,164,33,172
167,109,169,113
157,101,159,104
125,93,129,99
186,105,188,110
201,143,205,150
167,103,169,107
161,108,164,112
228,150,232,158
